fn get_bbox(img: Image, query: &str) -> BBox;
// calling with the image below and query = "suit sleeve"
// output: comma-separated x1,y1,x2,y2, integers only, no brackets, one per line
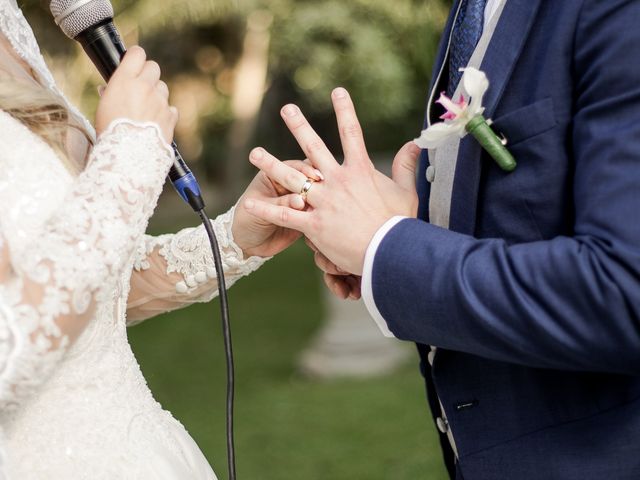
370,0,640,374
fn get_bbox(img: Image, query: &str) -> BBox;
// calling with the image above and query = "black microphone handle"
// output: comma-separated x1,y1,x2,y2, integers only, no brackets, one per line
76,20,204,211
75,20,123,81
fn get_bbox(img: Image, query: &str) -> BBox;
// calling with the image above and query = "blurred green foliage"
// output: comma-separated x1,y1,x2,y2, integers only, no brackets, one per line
263,0,449,151
25,0,449,185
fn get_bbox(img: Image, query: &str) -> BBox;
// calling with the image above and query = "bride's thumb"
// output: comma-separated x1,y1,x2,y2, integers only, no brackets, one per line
391,141,421,192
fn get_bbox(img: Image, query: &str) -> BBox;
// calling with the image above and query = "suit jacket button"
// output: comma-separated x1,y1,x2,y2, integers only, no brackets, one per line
426,165,436,183
436,417,449,434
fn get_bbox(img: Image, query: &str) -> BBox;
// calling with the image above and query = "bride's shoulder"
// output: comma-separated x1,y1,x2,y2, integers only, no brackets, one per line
0,109,39,158
0,109,51,157
0,110,72,183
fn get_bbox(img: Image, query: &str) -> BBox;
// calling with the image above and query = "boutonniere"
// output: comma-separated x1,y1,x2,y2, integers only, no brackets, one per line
414,67,517,172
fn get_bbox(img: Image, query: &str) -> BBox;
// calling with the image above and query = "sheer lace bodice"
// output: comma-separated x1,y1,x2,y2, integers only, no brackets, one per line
0,1,267,478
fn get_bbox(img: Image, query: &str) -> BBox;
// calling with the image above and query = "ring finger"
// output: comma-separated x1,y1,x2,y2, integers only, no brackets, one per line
249,147,323,205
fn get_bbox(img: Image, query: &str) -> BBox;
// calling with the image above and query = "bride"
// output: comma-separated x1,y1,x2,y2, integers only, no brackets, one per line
0,0,318,478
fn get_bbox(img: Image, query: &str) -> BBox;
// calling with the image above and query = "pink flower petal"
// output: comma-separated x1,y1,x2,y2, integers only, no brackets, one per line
436,91,468,121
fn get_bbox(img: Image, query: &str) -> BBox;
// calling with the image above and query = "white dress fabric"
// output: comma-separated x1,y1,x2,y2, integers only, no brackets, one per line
0,1,268,478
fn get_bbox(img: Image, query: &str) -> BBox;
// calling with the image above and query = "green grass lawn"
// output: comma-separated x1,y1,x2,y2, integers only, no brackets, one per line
128,240,449,479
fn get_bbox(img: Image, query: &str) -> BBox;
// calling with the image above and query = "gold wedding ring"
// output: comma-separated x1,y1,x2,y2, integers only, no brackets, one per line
300,178,316,202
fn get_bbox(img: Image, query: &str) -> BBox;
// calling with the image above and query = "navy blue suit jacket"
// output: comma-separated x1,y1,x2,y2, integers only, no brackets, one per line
370,1,640,478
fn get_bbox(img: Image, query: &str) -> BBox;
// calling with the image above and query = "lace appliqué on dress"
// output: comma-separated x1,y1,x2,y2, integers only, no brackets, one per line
134,206,269,300
0,119,173,413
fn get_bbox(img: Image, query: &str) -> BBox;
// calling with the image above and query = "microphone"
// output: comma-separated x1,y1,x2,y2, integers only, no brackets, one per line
50,0,205,212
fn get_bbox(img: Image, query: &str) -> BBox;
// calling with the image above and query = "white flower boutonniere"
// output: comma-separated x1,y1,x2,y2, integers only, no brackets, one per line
414,67,517,172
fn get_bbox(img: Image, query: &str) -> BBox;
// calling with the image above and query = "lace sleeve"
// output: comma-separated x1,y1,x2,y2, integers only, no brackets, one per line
126,206,269,325
0,117,173,411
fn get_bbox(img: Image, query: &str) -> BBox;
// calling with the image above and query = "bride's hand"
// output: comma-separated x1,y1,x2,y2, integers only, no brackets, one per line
232,160,322,258
95,46,178,144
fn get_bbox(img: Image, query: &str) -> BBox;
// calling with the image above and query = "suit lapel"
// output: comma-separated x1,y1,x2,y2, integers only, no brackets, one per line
448,0,542,234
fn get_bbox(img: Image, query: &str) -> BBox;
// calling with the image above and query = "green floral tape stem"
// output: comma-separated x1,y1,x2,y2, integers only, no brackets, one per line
415,68,518,173
466,115,517,172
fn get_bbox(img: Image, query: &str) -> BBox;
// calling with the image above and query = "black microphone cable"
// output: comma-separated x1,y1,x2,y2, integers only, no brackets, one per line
197,207,237,480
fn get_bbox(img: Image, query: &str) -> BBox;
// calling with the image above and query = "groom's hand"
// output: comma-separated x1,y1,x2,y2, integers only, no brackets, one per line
244,87,420,276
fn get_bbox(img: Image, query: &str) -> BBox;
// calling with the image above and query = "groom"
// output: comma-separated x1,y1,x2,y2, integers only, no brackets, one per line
246,0,640,478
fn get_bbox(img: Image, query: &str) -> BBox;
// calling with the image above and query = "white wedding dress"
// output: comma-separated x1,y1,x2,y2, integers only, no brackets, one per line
0,1,268,478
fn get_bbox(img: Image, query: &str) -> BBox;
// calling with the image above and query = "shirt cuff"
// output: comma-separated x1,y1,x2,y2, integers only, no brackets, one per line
362,216,407,338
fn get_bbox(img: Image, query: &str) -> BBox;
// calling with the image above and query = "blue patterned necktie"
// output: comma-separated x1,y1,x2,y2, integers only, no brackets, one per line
447,0,488,97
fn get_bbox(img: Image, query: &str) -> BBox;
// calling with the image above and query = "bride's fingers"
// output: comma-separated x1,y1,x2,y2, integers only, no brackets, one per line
244,198,310,232
264,160,323,197
331,88,370,167
250,148,308,194
283,160,324,182
280,104,339,173
267,177,290,197
249,148,322,206
156,80,170,101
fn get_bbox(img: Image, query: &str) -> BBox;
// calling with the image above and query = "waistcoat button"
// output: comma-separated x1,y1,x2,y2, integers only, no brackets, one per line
436,416,449,434
426,165,436,183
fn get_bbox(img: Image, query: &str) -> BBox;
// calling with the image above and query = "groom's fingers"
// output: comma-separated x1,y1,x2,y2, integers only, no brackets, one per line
344,275,362,300
314,251,346,276
244,198,309,232
284,194,306,210
391,141,422,192
280,104,338,173
331,88,370,167
324,273,351,300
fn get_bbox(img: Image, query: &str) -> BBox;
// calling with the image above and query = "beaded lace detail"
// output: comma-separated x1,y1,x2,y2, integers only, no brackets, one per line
134,206,267,300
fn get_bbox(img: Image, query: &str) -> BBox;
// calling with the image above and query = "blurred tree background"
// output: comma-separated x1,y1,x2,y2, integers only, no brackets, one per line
20,0,452,478
26,0,450,200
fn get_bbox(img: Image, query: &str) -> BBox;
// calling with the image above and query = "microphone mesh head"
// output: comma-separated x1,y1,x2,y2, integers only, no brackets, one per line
50,0,114,39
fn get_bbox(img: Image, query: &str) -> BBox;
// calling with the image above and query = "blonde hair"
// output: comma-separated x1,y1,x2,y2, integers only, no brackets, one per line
0,80,92,174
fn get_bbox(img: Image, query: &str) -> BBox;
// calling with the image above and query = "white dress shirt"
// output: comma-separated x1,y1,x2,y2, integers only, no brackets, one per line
362,0,505,337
